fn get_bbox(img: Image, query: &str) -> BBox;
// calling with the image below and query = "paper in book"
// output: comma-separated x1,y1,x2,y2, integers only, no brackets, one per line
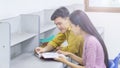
35,52,66,60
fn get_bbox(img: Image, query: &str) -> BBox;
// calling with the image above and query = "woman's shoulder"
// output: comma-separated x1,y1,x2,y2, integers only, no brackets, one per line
87,35,99,42
86,35,101,46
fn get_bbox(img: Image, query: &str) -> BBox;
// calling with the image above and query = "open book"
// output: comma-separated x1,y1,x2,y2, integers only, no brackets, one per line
35,52,66,60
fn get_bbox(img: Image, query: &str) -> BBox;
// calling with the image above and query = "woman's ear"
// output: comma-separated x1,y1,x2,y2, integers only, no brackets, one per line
76,25,80,28
66,17,69,20
77,25,81,30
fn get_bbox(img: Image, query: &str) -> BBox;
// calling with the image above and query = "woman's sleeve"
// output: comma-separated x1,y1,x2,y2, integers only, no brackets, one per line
85,38,97,68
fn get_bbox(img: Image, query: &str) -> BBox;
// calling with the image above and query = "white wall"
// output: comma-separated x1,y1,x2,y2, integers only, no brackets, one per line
0,0,83,20
1,0,120,59
86,12,120,59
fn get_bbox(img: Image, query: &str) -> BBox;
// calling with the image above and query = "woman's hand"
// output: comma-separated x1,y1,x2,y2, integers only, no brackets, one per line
54,56,68,63
57,50,71,56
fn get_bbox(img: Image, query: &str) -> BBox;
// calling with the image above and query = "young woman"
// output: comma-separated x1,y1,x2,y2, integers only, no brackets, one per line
54,10,109,68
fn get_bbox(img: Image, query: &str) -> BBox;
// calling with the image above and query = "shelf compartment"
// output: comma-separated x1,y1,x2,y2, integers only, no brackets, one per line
40,25,56,33
11,32,36,46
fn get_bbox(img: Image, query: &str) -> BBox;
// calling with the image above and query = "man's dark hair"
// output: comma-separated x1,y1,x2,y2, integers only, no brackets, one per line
51,7,69,20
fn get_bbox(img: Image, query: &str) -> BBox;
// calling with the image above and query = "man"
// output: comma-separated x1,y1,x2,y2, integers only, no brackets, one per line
35,7,84,57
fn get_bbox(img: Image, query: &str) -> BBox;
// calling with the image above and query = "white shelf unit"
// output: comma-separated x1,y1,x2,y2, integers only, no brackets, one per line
0,14,40,68
11,32,36,46
40,25,56,34
0,22,10,68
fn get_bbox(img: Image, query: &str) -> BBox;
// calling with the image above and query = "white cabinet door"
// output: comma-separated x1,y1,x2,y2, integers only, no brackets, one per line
0,23,10,68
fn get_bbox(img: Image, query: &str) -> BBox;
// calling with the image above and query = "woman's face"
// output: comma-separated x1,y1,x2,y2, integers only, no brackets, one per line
70,22,81,35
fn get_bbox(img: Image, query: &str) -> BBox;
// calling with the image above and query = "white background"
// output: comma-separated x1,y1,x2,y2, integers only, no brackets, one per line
0,0,120,59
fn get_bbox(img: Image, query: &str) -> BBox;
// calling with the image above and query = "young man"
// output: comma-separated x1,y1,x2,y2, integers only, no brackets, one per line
35,7,84,57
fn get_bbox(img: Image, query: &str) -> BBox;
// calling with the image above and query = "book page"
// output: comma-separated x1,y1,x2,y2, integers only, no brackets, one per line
35,52,66,59
42,52,59,58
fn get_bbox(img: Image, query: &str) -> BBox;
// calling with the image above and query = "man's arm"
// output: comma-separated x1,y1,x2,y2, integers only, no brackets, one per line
61,36,84,57
42,44,54,52
47,32,66,48
35,32,66,53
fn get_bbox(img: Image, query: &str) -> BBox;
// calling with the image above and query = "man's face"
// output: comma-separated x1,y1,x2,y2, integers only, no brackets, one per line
54,17,68,33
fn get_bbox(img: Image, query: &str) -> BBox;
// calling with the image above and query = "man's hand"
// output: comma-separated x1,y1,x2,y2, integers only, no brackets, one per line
55,46,62,51
34,47,46,54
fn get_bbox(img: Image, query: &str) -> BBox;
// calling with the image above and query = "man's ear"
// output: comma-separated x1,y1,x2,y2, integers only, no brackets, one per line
64,17,69,20
66,17,69,20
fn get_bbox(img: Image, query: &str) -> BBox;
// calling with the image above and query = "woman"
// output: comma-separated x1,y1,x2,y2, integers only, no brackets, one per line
54,10,109,68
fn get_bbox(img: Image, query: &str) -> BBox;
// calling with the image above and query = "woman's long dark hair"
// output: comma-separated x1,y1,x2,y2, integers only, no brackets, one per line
69,10,109,68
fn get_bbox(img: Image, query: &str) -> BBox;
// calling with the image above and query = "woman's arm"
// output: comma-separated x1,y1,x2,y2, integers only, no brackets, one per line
57,50,84,65
64,60,85,68
54,56,85,68
68,53,84,65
